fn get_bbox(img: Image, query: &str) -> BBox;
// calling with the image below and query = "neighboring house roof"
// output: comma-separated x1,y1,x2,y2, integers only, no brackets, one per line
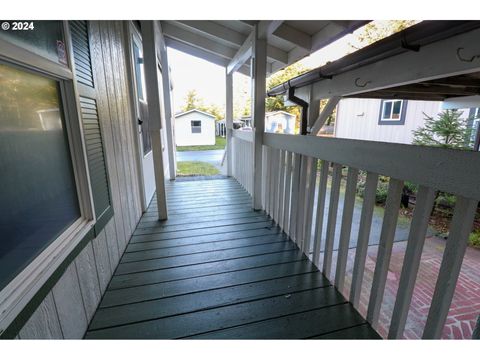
174,109,216,119
266,111,296,118
238,111,296,122
216,119,244,124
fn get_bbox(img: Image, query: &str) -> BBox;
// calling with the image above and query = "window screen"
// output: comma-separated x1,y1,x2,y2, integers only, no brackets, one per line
191,120,202,133
0,63,80,290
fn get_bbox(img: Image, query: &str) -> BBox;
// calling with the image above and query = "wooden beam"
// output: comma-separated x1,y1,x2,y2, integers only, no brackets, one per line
174,20,245,48
311,22,346,52
310,28,480,101
272,23,312,51
141,20,168,220
162,22,237,60
165,37,250,76
227,31,253,75
258,20,284,38
310,96,341,135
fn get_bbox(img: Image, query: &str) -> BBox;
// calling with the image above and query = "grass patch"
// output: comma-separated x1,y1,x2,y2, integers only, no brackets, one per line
177,136,226,151
177,161,220,176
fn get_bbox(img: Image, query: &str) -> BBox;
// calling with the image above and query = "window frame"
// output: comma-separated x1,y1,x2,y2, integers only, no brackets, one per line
191,120,202,134
378,99,408,125
0,21,96,333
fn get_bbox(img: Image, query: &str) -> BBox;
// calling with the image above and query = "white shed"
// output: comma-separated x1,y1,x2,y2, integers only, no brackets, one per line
174,109,216,146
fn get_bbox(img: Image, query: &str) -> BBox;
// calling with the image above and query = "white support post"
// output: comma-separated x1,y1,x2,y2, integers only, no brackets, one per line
225,70,233,176
251,26,266,210
141,20,168,220
159,42,176,180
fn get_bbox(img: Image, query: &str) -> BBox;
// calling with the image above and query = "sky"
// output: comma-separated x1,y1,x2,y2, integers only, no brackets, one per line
166,22,393,114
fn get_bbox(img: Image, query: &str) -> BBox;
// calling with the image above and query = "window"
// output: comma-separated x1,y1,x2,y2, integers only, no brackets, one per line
191,120,202,133
0,62,81,290
378,99,407,125
470,108,480,146
133,42,147,102
0,21,67,65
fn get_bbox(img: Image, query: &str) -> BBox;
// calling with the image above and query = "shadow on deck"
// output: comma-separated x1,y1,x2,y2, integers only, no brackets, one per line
85,178,380,339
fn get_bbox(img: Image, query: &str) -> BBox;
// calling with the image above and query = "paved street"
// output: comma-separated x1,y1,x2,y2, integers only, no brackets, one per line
176,149,225,172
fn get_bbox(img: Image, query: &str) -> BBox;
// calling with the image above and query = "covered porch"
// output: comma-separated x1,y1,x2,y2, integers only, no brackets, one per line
144,20,480,339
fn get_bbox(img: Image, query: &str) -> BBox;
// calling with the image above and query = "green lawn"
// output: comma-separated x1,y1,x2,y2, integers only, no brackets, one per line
177,161,220,176
176,136,226,151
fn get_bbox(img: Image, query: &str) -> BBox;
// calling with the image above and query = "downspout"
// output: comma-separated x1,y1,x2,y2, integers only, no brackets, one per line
287,87,309,135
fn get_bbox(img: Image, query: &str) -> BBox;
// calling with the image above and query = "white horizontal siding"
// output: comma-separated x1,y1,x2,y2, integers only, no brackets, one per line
335,98,443,144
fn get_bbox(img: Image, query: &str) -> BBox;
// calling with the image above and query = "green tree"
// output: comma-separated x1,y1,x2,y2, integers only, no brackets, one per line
181,89,204,112
265,63,310,132
181,89,224,120
412,110,473,149
349,20,419,50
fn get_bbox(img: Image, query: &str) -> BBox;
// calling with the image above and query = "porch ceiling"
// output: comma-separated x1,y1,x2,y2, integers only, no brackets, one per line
160,20,369,75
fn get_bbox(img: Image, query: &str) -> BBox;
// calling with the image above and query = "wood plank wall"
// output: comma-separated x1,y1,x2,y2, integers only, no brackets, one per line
16,21,143,339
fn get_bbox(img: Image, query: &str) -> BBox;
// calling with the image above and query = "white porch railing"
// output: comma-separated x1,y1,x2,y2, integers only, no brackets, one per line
231,129,254,196
232,132,480,339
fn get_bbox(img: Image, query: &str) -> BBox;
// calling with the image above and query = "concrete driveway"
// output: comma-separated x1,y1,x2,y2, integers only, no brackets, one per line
176,149,226,173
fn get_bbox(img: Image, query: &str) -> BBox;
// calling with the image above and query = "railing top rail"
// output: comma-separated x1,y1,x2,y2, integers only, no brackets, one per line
232,129,254,142
263,133,480,200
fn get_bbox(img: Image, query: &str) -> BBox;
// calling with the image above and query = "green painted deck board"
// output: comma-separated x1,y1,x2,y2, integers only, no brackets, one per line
86,178,379,339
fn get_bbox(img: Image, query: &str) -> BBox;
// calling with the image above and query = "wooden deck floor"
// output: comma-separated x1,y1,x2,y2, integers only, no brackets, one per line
85,178,380,339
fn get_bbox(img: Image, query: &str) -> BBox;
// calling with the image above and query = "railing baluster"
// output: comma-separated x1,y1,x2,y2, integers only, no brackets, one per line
272,148,280,223
367,178,404,326
312,160,329,268
264,146,271,215
277,150,286,230
323,163,342,277
350,172,379,307
388,185,436,339
334,167,359,292
289,153,302,244
302,157,318,255
283,151,293,236
261,145,267,209
296,155,309,246
268,147,276,218
423,195,478,339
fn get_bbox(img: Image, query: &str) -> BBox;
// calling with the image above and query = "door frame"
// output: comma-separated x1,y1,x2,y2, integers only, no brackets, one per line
124,21,150,212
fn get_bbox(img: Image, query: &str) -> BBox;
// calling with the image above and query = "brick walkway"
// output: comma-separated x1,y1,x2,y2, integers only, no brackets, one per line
324,236,480,339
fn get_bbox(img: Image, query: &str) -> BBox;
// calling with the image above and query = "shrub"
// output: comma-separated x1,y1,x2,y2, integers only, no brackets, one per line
469,231,480,248
435,193,456,209
356,176,390,205
403,181,418,195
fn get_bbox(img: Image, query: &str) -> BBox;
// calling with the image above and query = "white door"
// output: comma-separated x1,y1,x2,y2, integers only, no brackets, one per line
130,28,155,208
